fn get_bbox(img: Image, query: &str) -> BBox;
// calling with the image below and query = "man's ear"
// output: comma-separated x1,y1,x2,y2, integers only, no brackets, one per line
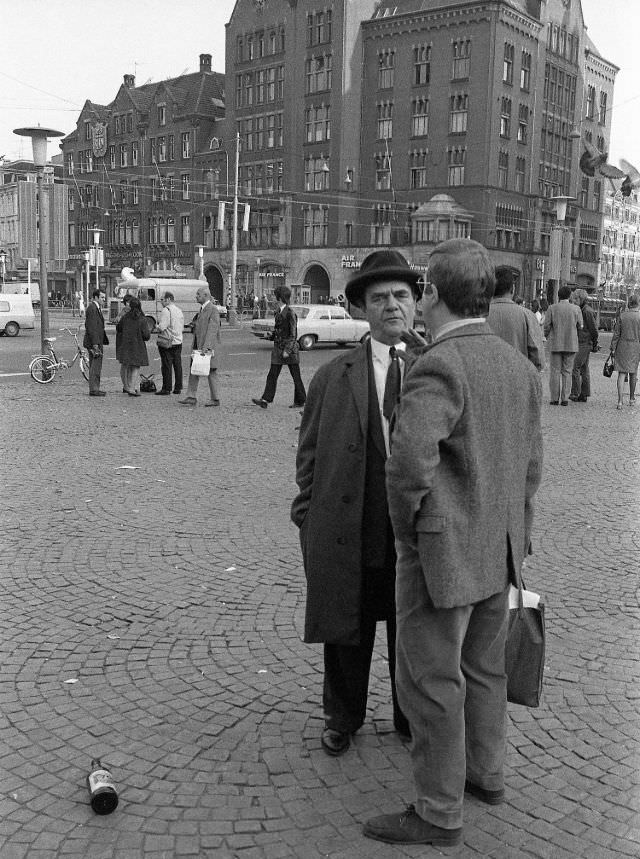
422,282,439,306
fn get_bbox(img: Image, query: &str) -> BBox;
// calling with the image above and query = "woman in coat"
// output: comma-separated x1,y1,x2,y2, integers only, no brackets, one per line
114,294,132,392
251,284,306,408
116,296,150,397
611,294,640,409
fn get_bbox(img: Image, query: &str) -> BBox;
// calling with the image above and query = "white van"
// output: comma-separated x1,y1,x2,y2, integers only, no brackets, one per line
0,293,35,336
108,278,227,330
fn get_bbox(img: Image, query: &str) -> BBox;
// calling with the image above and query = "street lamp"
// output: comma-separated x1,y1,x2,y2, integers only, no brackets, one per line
13,125,64,352
547,195,575,304
195,245,206,281
91,228,105,300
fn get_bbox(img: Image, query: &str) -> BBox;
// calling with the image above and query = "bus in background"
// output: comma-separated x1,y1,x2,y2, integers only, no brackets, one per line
588,296,626,331
108,277,227,330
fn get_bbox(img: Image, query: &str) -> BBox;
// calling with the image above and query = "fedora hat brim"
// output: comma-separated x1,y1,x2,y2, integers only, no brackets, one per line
345,266,423,305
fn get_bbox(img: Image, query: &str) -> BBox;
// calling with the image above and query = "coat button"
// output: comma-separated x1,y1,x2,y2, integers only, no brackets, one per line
336,536,346,545
348,443,357,451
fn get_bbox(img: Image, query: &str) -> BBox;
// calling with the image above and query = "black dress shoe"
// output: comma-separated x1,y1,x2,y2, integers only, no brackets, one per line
252,397,268,409
321,728,350,756
549,400,559,405
464,780,505,805
155,390,171,396
560,400,568,406
89,391,106,397
363,805,462,846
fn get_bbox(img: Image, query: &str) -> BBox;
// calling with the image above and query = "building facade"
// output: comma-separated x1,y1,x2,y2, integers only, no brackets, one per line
61,55,225,299
200,0,617,307
601,183,640,299
0,159,68,296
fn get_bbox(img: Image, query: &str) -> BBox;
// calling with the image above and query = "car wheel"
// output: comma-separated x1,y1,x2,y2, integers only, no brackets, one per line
4,321,19,337
299,334,316,351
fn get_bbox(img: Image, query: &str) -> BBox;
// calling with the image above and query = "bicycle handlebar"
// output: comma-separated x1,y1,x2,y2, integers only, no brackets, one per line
59,327,82,336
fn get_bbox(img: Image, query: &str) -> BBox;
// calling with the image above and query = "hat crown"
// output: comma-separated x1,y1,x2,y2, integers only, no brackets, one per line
359,250,411,275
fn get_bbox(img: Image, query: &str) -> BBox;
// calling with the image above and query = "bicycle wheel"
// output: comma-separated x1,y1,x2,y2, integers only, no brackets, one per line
30,356,57,384
80,350,90,382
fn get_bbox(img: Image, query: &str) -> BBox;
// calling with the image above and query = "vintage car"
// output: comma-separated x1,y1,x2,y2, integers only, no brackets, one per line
251,304,370,350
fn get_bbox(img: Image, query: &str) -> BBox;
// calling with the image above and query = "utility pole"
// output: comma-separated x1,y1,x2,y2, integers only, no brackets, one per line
229,131,240,327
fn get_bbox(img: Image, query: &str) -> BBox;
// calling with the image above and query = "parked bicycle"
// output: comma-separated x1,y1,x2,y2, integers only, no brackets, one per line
29,327,90,384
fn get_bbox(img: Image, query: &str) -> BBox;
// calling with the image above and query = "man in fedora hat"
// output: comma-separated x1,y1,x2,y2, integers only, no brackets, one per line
291,249,422,756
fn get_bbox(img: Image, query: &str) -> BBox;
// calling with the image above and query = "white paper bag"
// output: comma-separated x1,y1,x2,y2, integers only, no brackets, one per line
191,351,212,376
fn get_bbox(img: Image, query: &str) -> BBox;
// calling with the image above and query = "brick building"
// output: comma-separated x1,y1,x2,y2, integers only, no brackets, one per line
201,0,617,307
61,55,224,299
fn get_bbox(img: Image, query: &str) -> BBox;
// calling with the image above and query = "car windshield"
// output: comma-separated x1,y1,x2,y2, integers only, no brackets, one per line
291,306,310,319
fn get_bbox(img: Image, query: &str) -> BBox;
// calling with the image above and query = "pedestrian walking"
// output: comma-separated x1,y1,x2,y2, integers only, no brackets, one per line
610,294,640,409
179,286,221,407
116,297,150,397
252,285,306,409
569,289,599,403
487,267,544,369
531,299,545,342
364,238,543,849
544,285,583,405
291,250,422,757
154,292,184,396
83,289,108,397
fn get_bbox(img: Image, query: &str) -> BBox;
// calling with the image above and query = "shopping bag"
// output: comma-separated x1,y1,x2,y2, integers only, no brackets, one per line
506,582,545,707
191,351,212,376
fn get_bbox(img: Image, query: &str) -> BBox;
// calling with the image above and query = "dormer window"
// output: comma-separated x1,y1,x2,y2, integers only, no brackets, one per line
158,104,166,126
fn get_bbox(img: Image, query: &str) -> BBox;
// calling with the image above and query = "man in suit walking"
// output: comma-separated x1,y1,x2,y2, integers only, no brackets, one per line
364,239,543,848
291,250,422,757
179,286,221,407
544,285,583,405
83,288,108,396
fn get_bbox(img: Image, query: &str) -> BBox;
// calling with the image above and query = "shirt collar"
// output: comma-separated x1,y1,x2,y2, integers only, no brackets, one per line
201,299,211,309
433,317,485,341
370,336,406,363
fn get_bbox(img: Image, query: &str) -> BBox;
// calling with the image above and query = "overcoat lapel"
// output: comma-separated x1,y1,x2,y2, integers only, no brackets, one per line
345,342,369,442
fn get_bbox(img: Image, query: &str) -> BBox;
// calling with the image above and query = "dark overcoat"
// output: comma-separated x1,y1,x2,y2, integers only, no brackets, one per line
83,301,108,350
116,313,150,367
292,341,396,645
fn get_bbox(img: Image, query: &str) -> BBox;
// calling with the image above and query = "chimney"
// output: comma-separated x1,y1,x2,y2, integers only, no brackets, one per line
200,54,212,73
123,74,135,88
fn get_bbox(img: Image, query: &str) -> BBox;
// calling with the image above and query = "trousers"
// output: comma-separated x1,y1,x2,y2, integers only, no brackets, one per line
549,351,575,402
395,542,509,829
88,350,103,393
570,341,592,398
159,344,183,392
261,363,306,405
323,563,408,736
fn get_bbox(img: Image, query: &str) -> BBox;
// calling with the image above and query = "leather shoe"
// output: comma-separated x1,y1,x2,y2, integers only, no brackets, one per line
560,400,568,406
363,805,462,846
205,400,220,407
179,397,197,405
549,400,559,405
155,390,171,396
464,780,505,805
320,728,350,756
89,391,106,397
252,397,268,409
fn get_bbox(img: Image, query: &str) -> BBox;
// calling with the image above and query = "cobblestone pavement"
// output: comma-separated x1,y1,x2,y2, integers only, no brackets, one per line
0,343,638,859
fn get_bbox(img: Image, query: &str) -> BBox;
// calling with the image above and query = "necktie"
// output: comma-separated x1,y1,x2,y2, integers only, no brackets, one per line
382,345,401,421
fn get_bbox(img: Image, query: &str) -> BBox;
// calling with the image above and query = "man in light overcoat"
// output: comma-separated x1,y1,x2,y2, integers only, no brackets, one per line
364,239,543,849
544,284,582,405
179,286,221,406
291,250,422,757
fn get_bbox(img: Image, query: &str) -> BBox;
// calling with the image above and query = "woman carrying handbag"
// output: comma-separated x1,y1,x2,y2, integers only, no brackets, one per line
610,295,640,409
